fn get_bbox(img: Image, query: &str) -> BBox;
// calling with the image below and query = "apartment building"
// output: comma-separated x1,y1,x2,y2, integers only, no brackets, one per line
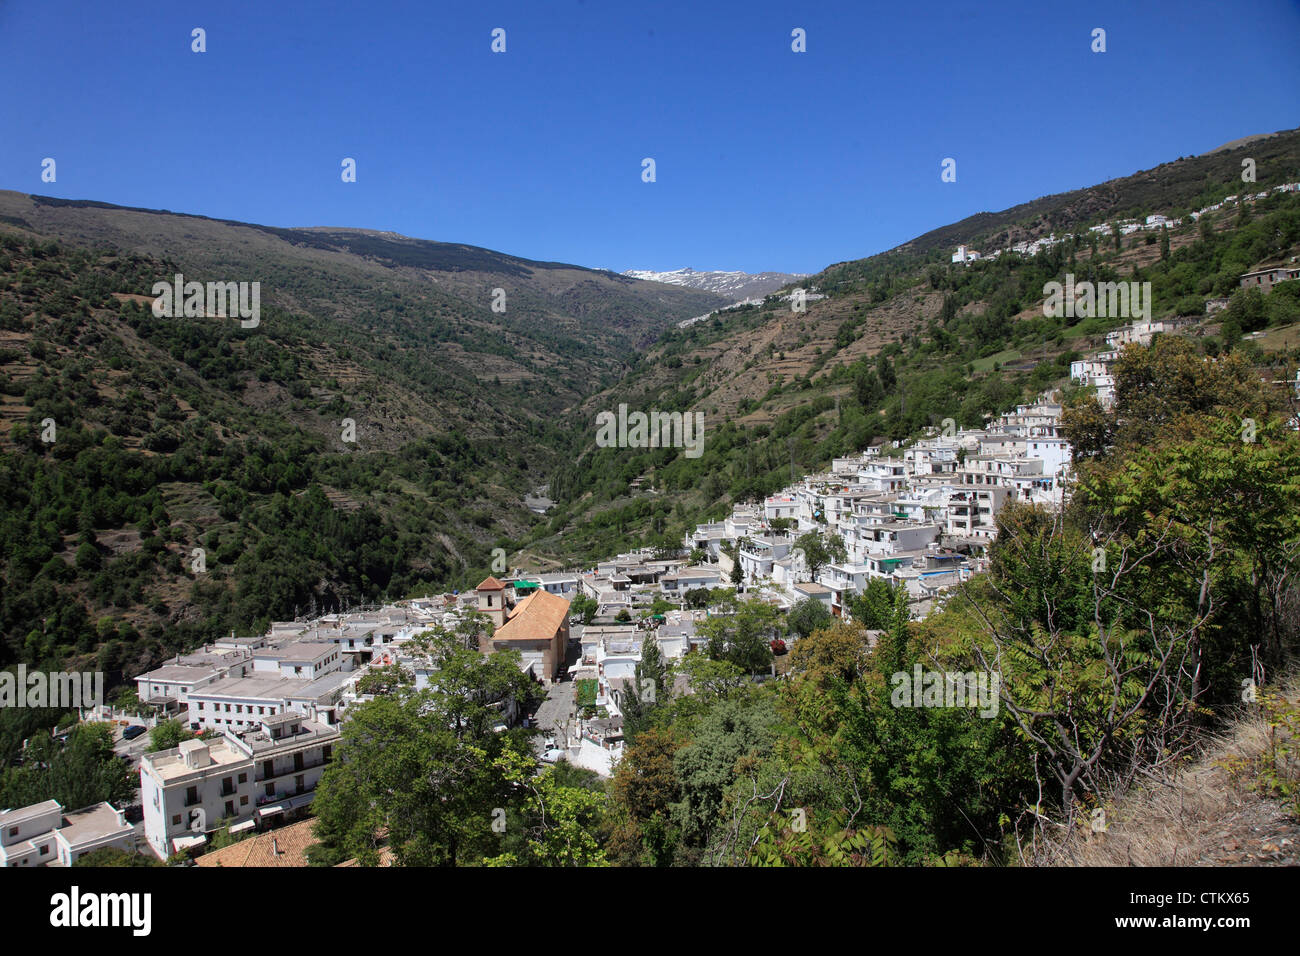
140,715,339,860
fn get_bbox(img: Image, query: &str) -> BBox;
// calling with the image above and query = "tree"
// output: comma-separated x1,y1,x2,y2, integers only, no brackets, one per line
683,587,711,609
795,530,846,582
622,634,670,743
698,598,780,673
607,726,681,866
73,847,163,867
671,694,779,858
876,352,896,392
720,539,741,584
147,718,197,753
0,723,133,811
678,654,747,701
483,750,609,866
855,368,883,409
1225,287,1267,334
569,593,598,625
787,596,832,639
844,578,894,629
788,618,873,687
310,691,525,867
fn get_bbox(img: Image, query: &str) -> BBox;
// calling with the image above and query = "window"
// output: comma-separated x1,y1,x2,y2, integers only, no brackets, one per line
40,844,48,856
171,814,182,826
7,827,16,838
238,773,247,784
197,703,204,711
225,801,235,817
185,785,199,806
240,796,248,806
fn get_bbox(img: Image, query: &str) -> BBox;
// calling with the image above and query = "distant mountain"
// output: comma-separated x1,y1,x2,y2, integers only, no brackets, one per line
623,267,805,300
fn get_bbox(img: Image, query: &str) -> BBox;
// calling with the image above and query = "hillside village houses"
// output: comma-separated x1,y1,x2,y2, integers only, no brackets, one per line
669,394,1074,618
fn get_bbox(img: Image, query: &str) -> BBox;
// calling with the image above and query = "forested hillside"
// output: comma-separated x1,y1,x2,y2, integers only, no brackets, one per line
0,204,720,691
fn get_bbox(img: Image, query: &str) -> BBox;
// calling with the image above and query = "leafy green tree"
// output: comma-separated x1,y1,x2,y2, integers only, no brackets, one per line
795,530,846,581
844,578,895,630
569,593,598,625
699,598,780,673
622,634,670,743
73,847,163,867
787,596,832,639
670,694,779,859
683,587,711,609
147,718,197,753
311,691,525,866
0,723,133,810
607,726,681,866
484,749,609,866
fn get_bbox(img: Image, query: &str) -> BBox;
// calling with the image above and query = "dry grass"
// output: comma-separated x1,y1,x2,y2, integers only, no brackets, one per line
1037,675,1300,866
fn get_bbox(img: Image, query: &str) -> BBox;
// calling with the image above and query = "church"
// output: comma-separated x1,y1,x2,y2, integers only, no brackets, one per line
474,577,570,684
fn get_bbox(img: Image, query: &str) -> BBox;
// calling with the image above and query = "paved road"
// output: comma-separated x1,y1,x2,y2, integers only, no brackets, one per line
532,682,575,748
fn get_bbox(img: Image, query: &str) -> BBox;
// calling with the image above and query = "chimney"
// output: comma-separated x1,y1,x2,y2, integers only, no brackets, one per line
272,837,280,856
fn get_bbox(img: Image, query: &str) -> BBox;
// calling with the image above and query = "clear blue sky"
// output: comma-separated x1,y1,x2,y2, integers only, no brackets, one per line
2,0,1297,275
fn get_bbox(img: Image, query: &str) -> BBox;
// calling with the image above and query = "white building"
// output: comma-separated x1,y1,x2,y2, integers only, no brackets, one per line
140,716,339,859
0,800,136,867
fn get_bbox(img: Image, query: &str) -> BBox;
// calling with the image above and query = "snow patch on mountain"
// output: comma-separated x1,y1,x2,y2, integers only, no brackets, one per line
623,266,805,300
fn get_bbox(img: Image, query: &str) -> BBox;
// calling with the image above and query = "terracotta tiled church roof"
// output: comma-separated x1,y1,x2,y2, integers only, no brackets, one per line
493,590,570,643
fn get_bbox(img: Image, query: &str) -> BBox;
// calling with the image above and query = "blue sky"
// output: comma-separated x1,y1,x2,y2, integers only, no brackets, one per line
2,0,1298,275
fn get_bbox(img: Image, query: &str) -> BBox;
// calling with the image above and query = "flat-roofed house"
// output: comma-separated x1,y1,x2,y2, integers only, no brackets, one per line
0,800,136,867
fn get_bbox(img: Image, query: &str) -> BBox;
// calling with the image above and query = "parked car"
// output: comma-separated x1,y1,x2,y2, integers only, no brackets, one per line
121,725,148,741
541,745,567,764
770,638,787,655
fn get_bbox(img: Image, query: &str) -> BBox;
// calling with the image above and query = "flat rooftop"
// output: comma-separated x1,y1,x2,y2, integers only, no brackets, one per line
56,803,132,847
143,738,251,783
191,674,309,702
0,799,61,826
136,664,222,684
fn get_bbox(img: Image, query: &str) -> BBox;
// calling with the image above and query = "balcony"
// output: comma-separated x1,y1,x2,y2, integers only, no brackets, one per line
258,758,328,783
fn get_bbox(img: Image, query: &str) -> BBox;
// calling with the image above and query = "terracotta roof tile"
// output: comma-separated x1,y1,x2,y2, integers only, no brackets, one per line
195,819,318,868
493,590,569,643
